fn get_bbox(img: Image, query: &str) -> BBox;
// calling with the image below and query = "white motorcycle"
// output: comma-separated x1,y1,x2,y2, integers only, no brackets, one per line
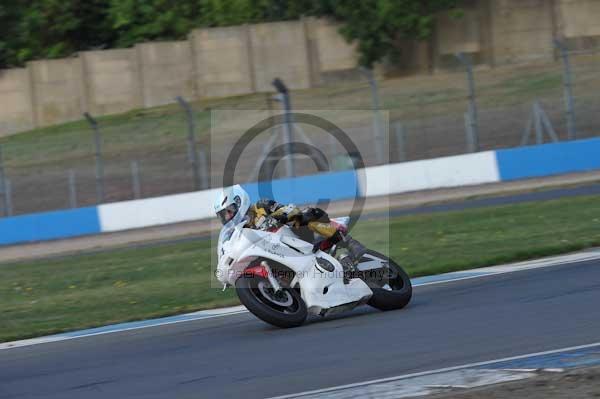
216,216,412,328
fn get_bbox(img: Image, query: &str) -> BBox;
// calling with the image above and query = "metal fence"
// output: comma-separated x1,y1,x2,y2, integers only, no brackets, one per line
0,44,599,217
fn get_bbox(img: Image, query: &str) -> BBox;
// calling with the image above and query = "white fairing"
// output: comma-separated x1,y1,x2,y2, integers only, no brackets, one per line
217,221,372,315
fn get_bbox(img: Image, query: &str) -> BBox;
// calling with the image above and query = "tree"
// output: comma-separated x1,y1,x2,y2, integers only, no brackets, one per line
0,0,459,70
109,0,204,47
108,0,312,46
0,1,25,68
311,0,459,68
0,0,115,68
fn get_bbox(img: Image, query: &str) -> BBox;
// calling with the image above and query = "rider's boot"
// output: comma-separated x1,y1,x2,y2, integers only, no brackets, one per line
345,237,366,262
335,236,366,284
329,230,366,264
307,220,366,266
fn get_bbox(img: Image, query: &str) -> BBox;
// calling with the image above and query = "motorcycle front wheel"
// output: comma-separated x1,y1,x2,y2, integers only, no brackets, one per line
236,276,307,328
358,250,412,311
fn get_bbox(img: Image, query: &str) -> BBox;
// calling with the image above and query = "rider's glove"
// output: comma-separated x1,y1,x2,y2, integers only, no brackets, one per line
271,212,289,224
271,205,300,225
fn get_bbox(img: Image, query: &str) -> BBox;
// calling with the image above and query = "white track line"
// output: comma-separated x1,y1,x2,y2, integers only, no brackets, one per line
1,249,599,351
269,342,600,398
0,306,247,350
414,249,600,287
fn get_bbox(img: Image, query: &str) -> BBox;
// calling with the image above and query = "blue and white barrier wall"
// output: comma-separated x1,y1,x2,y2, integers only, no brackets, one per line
0,170,362,245
360,151,499,197
0,207,101,246
97,170,360,233
495,137,600,181
2,137,600,246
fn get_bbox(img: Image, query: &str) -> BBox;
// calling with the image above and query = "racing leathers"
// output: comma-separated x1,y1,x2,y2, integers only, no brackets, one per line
246,199,366,262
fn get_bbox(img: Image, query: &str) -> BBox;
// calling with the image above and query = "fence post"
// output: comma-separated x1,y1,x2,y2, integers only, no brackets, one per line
68,170,77,209
131,160,141,199
393,122,407,162
272,78,295,178
521,101,559,145
464,111,478,153
3,179,12,216
198,149,209,190
538,103,559,143
84,112,105,204
360,67,385,165
521,113,534,147
176,96,201,190
456,53,480,151
533,102,543,144
554,40,577,140
0,144,6,217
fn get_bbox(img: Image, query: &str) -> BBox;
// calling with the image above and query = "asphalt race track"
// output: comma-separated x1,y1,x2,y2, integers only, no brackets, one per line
2,260,600,398
386,182,600,217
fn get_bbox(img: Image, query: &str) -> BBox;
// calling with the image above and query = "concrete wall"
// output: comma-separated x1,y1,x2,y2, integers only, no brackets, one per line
137,41,195,107
389,39,432,75
249,21,312,91
433,3,488,70
190,26,254,98
80,49,143,116
489,0,556,65
311,20,356,72
0,68,35,137
28,58,85,127
558,0,600,38
436,8,481,55
306,18,359,83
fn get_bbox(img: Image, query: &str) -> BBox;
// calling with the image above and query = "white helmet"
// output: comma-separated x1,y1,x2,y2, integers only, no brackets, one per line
213,184,251,226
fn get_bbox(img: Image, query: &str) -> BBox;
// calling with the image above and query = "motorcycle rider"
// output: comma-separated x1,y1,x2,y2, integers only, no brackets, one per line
213,184,366,262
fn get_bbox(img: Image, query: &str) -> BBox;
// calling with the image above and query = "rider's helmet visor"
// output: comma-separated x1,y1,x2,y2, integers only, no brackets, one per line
217,203,239,225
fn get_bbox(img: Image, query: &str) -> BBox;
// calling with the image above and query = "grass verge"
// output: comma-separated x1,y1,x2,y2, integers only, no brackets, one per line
2,195,600,342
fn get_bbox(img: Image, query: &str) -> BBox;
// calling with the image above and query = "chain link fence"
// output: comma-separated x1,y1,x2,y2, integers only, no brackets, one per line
0,45,599,217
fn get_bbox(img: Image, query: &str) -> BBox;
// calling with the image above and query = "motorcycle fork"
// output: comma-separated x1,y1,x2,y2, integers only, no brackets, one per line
260,260,282,292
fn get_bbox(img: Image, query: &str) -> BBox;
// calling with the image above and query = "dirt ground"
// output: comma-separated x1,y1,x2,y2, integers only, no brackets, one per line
432,366,600,399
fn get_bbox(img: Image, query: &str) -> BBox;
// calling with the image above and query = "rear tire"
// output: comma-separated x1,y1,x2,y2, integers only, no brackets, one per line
361,250,412,311
236,276,307,328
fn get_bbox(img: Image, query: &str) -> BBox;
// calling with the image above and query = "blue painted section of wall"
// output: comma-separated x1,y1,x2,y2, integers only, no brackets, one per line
0,207,101,246
496,137,600,181
242,170,359,205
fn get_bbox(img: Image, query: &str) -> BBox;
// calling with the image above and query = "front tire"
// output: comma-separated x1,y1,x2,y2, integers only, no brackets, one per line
359,250,412,311
236,276,307,328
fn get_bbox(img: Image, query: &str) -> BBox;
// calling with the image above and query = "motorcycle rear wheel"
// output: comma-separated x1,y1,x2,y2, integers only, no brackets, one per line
236,276,307,328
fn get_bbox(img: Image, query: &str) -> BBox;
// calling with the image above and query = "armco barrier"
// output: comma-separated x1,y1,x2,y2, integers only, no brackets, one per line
2,138,600,247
